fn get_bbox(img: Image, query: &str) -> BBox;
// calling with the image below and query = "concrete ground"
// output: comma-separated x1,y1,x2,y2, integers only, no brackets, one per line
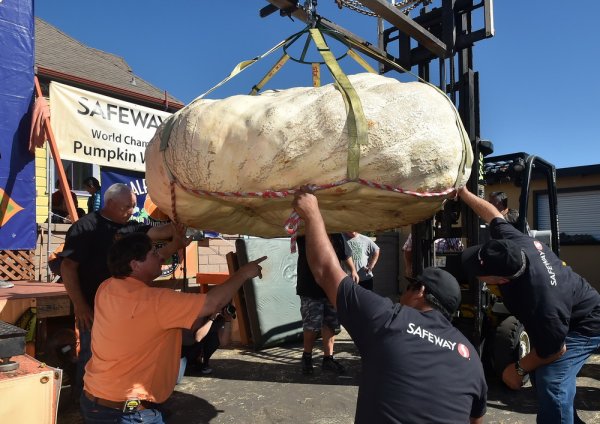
58,329,600,424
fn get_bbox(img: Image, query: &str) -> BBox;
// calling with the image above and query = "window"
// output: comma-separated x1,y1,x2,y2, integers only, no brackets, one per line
52,160,96,192
536,189,600,245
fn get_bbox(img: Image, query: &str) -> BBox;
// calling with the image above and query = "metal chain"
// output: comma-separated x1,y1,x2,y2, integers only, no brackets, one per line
338,0,432,17
340,0,378,16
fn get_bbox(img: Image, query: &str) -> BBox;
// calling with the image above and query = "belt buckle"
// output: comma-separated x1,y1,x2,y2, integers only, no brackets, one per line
123,398,141,413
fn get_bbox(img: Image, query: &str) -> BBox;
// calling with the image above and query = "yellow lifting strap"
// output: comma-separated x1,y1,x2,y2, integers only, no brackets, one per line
335,35,470,187
347,49,377,74
310,27,368,180
250,53,291,95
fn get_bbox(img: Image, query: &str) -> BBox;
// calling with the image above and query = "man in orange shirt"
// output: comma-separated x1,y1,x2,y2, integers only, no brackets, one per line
80,230,266,424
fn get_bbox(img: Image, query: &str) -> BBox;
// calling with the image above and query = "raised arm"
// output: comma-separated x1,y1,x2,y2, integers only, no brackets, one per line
199,256,266,316
155,223,191,260
292,192,347,308
457,186,504,224
147,222,177,241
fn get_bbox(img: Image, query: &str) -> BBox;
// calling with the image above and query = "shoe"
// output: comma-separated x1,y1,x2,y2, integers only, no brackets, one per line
322,356,345,374
301,353,314,375
200,364,212,375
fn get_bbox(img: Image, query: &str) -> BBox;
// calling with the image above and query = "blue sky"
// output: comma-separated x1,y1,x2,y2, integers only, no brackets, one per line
36,1,599,169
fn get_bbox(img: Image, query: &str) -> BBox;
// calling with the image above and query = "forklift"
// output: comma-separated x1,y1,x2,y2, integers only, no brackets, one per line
260,0,560,381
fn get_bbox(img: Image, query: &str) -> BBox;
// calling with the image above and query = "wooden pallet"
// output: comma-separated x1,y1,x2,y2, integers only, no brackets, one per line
0,250,35,281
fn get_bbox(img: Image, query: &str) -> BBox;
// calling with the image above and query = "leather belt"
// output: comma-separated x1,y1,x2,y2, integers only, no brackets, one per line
84,390,154,412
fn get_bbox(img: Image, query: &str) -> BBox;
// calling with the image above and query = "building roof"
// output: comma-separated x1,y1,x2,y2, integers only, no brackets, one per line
35,18,184,111
557,164,600,178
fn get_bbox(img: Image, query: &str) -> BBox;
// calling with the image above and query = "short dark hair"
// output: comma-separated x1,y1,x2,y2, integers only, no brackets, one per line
406,282,454,320
489,191,508,210
107,232,152,278
423,291,453,320
83,176,101,190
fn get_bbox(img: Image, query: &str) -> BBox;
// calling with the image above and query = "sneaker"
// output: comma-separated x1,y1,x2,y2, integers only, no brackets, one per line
301,353,314,375
322,356,345,374
200,364,212,375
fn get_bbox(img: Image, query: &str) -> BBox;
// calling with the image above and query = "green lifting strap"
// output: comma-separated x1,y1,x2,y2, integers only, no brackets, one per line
309,27,368,181
329,33,471,187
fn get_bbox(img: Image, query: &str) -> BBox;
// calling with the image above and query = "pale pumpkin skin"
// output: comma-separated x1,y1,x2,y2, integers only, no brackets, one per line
145,73,472,237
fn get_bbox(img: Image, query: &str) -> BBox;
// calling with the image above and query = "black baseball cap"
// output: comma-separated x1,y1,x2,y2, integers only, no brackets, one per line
409,267,461,316
461,239,526,280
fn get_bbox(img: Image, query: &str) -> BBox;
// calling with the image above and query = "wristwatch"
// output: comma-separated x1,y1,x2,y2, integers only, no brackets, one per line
515,360,528,377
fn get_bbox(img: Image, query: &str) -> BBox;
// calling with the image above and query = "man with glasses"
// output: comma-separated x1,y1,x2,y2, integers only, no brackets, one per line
292,190,487,424
80,231,266,423
458,185,600,424
60,183,178,404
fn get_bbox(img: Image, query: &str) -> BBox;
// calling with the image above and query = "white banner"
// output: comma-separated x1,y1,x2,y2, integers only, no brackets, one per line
49,82,171,172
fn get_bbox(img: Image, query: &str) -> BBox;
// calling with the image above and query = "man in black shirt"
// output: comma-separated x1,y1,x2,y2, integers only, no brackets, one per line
60,183,176,401
292,191,487,423
459,185,600,423
296,234,357,375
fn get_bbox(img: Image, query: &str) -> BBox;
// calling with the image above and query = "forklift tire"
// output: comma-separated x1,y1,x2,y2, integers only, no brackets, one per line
488,316,531,385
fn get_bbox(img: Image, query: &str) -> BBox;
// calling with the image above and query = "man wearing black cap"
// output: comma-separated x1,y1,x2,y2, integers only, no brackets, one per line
457,185,600,423
292,191,487,424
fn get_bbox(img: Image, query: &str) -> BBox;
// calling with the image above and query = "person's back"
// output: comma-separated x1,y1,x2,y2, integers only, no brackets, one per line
337,280,486,423
291,191,487,423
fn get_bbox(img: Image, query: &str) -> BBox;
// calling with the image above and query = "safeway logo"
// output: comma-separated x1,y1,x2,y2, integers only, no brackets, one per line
457,343,470,359
533,240,557,286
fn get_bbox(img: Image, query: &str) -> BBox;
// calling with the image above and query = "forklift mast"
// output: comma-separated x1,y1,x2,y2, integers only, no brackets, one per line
261,1,561,348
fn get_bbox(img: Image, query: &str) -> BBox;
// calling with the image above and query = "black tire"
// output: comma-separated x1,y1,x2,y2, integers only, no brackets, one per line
487,316,531,384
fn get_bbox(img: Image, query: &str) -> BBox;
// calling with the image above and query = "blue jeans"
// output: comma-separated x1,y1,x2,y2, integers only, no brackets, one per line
531,331,600,424
75,329,92,400
80,393,164,424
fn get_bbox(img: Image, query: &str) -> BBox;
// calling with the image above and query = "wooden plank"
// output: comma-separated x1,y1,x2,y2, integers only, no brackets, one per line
196,272,230,293
0,281,68,300
0,298,36,324
226,252,252,346
265,0,446,59
36,296,72,319
357,0,446,57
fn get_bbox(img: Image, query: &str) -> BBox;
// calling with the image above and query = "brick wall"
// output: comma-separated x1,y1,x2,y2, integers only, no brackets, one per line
197,236,240,274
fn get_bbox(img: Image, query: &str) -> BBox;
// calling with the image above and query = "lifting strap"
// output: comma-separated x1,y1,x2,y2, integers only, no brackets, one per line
249,53,291,95
347,49,377,74
327,32,471,186
310,27,368,180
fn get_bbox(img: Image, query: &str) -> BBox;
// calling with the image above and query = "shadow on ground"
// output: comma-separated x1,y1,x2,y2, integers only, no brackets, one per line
57,331,600,424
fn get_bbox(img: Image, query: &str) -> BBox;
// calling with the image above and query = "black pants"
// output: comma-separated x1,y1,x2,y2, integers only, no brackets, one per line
358,278,374,291
181,330,220,365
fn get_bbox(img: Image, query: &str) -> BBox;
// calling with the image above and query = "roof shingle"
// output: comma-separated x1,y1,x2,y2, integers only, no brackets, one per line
35,18,183,110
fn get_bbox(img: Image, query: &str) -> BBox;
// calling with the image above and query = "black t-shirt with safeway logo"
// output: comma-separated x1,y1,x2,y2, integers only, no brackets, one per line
337,277,487,424
491,218,600,358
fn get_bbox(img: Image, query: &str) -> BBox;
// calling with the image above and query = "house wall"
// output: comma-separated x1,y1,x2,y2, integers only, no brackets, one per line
34,146,49,224
197,236,241,274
